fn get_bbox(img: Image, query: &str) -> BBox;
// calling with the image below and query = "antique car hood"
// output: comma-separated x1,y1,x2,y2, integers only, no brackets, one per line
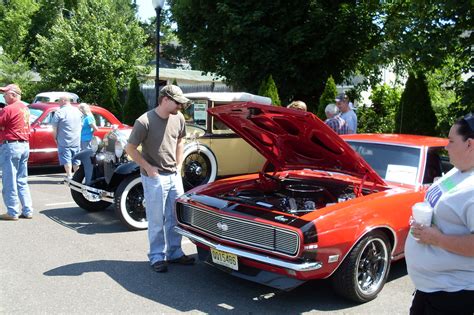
208,102,385,185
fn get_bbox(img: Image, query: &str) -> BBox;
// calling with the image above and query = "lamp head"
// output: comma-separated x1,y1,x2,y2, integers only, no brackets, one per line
152,0,165,9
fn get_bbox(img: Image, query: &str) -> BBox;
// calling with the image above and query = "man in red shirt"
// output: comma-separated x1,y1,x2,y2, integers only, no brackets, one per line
0,84,34,220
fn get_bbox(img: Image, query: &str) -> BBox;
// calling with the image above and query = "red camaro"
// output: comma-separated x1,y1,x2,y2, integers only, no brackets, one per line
174,103,451,303
27,102,131,166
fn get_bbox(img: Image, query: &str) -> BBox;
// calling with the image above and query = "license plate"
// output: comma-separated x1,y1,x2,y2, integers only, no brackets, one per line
210,248,238,270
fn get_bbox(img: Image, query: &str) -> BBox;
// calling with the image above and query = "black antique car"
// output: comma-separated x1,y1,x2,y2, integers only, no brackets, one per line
66,92,271,230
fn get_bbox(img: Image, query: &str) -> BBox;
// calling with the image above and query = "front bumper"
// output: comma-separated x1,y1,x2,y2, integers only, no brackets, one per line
175,226,323,273
65,178,114,203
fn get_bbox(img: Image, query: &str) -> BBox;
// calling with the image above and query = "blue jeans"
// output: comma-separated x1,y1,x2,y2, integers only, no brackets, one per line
141,172,185,265
2,142,33,217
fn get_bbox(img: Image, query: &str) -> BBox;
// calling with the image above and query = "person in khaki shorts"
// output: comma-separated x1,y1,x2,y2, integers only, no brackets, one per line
125,85,195,273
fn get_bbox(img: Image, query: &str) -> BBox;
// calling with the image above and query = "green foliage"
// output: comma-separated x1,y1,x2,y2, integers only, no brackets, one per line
22,0,79,67
358,84,401,133
172,78,178,86
0,0,39,60
317,76,337,118
170,0,381,104
100,73,122,120
395,73,437,136
0,54,35,101
123,75,148,125
140,7,185,67
258,75,280,106
375,2,472,76
33,0,150,103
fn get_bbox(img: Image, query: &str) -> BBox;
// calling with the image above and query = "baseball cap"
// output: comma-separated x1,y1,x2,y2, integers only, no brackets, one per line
159,85,190,104
335,93,347,102
0,84,22,95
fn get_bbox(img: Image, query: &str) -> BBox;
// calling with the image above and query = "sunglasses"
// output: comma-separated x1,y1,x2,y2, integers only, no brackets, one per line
463,113,474,132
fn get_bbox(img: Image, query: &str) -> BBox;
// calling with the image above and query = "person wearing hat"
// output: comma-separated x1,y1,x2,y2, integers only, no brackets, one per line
324,103,349,135
335,93,357,134
0,84,34,220
125,84,195,273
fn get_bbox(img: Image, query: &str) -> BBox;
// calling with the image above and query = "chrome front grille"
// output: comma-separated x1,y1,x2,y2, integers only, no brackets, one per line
178,203,300,256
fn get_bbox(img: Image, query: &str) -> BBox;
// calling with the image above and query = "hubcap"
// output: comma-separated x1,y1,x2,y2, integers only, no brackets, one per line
126,185,146,222
357,239,388,295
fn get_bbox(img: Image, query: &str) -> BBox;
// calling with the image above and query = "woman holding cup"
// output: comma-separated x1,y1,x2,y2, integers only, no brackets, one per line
405,113,474,314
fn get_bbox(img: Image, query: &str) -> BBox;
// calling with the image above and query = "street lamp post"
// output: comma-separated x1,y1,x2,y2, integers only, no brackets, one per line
152,0,165,107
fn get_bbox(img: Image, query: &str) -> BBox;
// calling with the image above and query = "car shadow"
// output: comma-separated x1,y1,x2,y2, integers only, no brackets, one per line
40,206,132,235
43,259,360,314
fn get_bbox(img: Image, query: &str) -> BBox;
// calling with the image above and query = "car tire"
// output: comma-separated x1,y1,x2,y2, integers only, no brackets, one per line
182,144,217,191
70,167,110,212
114,174,147,230
330,231,392,303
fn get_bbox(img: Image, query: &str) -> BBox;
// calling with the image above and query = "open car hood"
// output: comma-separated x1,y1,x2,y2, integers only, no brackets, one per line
208,102,386,185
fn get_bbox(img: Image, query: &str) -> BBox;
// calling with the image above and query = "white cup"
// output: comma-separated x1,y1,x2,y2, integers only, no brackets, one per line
411,202,433,240
412,201,433,227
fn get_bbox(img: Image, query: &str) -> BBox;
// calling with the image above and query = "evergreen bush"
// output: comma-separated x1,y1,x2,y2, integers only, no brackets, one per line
100,73,123,121
123,74,149,125
395,72,437,135
258,75,281,106
317,76,337,118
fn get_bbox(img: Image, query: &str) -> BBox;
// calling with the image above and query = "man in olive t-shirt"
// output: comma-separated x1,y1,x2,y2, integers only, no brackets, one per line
125,85,195,273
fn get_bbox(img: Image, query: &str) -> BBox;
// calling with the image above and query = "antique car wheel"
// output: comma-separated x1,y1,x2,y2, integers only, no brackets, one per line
331,231,391,303
70,167,110,212
114,174,147,230
182,145,217,191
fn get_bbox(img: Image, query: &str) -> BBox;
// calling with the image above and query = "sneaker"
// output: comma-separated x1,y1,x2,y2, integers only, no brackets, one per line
19,214,33,219
0,213,19,221
168,255,195,265
152,261,168,273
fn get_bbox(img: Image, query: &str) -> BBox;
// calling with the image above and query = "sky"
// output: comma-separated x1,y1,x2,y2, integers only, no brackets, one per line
136,0,157,22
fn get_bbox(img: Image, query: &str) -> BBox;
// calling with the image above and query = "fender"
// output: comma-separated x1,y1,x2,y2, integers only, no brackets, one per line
108,161,141,188
114,161,140,175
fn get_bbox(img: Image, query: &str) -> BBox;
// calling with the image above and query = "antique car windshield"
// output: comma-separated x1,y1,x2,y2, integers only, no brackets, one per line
28,107,44,124
347,141,421,185
183,100,208,128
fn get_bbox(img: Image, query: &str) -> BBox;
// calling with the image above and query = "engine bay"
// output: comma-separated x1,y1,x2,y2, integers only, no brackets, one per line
217,174,375,216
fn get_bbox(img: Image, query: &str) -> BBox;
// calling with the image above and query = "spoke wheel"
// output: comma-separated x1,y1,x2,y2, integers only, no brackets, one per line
331,231,391,303
114,174,147,230
182,145,217,191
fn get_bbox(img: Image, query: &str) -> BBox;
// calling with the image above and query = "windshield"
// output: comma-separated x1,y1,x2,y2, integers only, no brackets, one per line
347,141,421,185
28,107,44,124
183,100,208,128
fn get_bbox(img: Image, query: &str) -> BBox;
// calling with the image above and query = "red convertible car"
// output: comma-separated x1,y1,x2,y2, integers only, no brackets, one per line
27,102,130,166
174,103,450,303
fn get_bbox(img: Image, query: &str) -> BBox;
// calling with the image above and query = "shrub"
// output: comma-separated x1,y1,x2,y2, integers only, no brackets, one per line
258,75,281,106
317,76,337,118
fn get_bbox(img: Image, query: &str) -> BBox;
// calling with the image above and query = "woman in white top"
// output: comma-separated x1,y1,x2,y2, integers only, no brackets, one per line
405,113,474,314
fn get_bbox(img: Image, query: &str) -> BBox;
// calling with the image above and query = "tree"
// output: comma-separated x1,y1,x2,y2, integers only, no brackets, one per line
0,0,39,61
33,0,150,103
123,74,148,125
395,73,437,136
317,76,337,118
0,54,36,101
169,0,381,105
100,72,122,120
258,75,280,106
358,84,400,134
139,7,185,68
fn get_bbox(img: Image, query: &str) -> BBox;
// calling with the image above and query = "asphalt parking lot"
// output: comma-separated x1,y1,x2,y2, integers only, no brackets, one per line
0,170,415,314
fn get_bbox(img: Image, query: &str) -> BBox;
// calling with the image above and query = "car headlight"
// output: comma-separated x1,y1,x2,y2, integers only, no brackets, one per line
91,136,102,153
115,139,125,158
